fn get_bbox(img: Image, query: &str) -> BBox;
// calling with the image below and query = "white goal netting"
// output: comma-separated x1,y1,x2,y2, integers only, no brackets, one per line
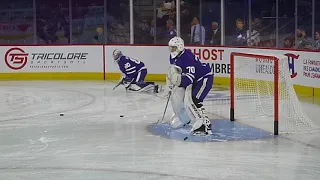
204,53,318,134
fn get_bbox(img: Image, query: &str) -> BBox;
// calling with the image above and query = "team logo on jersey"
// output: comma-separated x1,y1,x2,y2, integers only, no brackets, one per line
284,53,299,78
5,47,28,70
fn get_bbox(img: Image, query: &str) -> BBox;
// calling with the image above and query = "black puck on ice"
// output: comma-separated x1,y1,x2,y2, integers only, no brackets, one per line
120,115,124,117
60,113,64,116
184,137,188,141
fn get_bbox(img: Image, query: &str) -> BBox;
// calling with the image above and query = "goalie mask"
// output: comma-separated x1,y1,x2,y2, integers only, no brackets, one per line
168,36,184,58
113,49,123,63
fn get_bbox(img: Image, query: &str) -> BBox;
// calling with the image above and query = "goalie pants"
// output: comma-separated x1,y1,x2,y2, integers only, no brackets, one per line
130,69,155,89
132,69,147,83
191,74,214,104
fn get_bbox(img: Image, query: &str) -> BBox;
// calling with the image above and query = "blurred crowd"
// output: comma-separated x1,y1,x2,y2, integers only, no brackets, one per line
0,0,319,50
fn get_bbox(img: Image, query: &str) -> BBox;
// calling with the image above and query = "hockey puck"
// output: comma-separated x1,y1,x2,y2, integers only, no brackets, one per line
184,137,188,141
120,115,124,117
60,113,64,116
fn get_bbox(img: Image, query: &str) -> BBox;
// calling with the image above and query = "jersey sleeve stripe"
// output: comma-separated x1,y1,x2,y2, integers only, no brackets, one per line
185,73,194,81
197,72,214,82
186,73,195,79
196,78,208,99
184,74,194,83
126,70,137,74
126,66,136,71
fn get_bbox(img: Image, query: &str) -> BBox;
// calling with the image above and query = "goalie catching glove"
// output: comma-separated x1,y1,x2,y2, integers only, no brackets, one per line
119,75,134,88
163,65,181,97
167,65,182,86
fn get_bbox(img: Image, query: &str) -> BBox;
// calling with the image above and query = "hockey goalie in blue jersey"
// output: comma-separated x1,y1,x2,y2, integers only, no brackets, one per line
166,37,213,136
113,49,160,92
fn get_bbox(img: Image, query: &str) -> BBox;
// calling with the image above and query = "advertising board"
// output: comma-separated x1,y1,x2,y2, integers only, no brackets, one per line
105,46,320,88
0,44,317,89
0,45,103,73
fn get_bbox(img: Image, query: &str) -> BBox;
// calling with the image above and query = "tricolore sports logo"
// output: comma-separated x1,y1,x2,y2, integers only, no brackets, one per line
284,53,299,78
4,47,29,70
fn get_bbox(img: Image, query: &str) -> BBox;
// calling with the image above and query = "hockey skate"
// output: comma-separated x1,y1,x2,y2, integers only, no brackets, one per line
191,108,213,136
154,85,164,93
192,118,213,136
154,85,159,93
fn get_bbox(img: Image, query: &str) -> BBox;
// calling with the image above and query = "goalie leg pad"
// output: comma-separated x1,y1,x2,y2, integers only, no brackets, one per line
170,87,190,128
184,85,213,135
184,85,204,121
128,83,154,92
171,87,185,115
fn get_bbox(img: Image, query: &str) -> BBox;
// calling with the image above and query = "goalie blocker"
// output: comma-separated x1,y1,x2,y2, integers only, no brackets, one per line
167,37,214,136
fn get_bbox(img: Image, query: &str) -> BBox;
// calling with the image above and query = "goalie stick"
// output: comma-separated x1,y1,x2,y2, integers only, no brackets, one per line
112,80,124,90
113,79,134,91
156,89,173,124
156,69,177,124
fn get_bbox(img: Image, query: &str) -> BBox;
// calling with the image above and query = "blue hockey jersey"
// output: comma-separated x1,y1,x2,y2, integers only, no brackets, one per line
118,56,146,78
170,49,212,88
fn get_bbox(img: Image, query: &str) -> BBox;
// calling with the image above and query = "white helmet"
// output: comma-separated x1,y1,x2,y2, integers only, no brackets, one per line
168,36,184,58
112,49,123,63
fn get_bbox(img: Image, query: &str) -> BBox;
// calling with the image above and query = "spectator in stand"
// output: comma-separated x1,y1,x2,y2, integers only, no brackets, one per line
190,17,205,45
150,20,160,38
295,28,312,49
166,0,187,23
164,19,177,41
314,31,320,50
169,10,176,22
252,17,264,33
207,21,221,45
180,1,188,15
232,19,247,46
93,27,104,44
247,28,260,46
157,0,175,26
283,36,295,48
260,40,274,47
250,17,265,46
36,4,69,44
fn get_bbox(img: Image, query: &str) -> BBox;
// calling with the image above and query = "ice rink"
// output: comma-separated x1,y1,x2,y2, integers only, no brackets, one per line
0,81,320,180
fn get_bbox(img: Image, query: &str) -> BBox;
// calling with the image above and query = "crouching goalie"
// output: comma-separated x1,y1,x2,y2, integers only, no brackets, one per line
113,49,160,92
166,37,213,136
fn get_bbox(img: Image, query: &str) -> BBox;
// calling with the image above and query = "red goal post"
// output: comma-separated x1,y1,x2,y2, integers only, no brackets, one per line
230,52,279,135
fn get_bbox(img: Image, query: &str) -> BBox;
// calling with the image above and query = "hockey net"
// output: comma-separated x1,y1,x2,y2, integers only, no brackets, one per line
204,52,318,134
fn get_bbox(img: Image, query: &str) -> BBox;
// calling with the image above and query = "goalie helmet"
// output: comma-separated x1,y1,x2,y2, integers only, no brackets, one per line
168,36,184,58
112,49,123,63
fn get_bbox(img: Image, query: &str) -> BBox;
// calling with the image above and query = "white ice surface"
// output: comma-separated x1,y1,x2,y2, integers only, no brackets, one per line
0,81,320,180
